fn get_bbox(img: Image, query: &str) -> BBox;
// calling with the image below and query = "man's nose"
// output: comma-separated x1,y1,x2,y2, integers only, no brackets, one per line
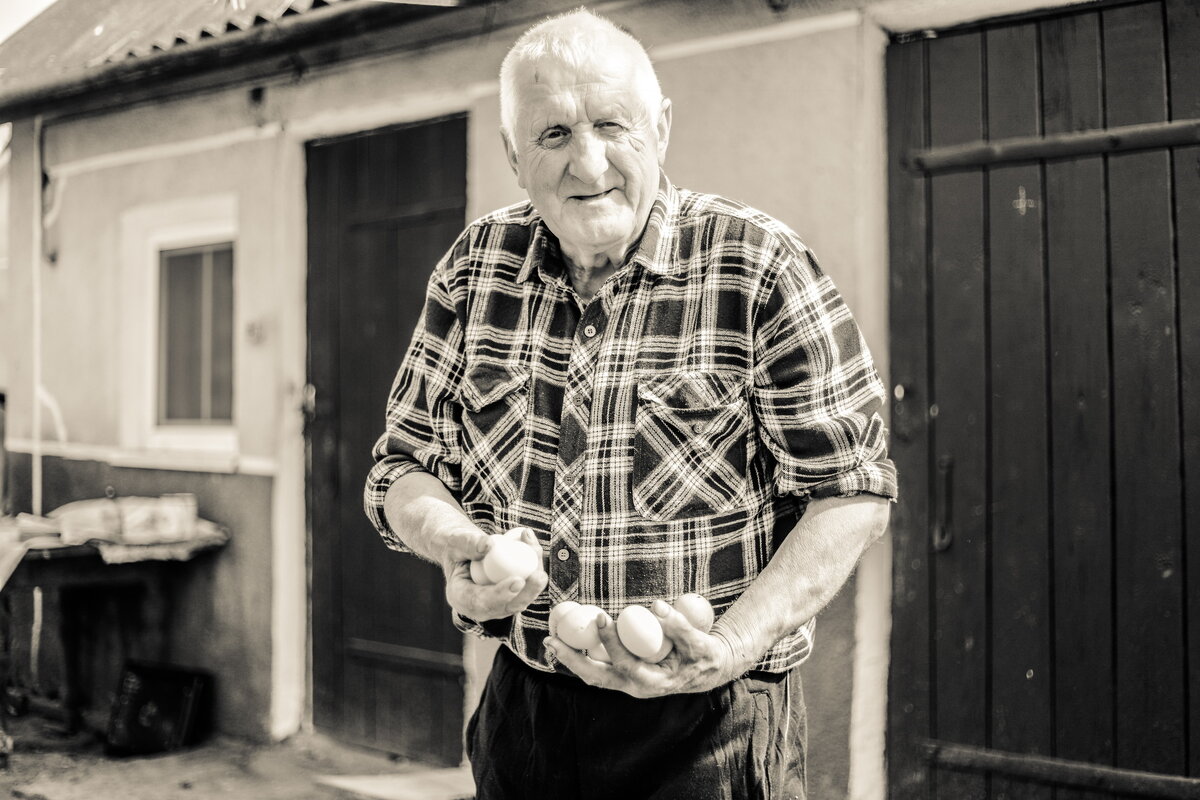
567,131,608,184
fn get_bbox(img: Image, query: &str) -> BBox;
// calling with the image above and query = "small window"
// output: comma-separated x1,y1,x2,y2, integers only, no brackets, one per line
157,242,234,425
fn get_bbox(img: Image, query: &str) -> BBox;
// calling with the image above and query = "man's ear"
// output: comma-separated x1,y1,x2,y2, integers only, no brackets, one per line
501,129,525,188
656,98,672,166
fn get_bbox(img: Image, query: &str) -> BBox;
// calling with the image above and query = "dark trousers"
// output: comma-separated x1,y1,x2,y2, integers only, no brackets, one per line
466,645,806,800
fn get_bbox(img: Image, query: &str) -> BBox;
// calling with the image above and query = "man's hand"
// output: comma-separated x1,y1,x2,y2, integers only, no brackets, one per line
444,527,548,622
545,601,739,698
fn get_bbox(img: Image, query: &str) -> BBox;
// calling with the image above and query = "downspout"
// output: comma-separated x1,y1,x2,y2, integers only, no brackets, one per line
29,114,44,688
30,114,42,517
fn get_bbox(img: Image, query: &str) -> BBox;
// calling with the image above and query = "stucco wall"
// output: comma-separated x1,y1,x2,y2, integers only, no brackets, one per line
4,111,284,739
0,141,9,396
6,117,33,441
8,130,282,452
3,0,894,785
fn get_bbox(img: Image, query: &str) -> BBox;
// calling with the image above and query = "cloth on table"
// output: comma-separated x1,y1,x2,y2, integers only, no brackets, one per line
0,493,229,590
94,520,228,564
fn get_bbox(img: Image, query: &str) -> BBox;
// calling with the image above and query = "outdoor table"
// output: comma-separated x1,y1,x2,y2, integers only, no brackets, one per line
0,535,226,765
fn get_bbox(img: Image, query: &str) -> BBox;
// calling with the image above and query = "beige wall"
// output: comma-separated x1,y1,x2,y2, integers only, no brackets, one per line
18,144,275,449
0,138,9,395
6,118,33,439
3,0,903,783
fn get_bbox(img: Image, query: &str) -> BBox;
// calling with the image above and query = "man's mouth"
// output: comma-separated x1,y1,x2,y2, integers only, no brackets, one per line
572,188,615,201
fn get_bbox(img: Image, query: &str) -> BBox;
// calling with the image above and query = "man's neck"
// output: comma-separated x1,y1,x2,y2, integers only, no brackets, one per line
562,252,620,303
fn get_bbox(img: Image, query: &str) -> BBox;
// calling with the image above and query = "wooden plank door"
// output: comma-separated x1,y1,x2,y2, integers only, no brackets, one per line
887,1,1200,796
307,114,467,765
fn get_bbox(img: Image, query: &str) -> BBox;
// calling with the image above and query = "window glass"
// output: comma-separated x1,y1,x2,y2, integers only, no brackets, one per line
158,243,234,425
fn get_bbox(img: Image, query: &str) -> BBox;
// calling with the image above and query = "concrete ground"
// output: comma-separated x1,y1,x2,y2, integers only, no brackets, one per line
0,714,474,800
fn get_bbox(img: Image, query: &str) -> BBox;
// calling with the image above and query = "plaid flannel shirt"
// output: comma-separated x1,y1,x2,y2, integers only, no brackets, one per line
364,177,897,674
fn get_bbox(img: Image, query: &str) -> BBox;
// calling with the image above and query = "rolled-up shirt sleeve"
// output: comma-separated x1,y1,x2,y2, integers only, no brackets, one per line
750,239,898,502
363,252,467,553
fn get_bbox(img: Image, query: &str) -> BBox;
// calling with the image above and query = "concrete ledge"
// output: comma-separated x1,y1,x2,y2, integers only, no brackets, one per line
317,767,474,800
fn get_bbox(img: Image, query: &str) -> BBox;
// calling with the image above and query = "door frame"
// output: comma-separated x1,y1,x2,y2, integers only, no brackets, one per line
304,114,470,763
285,93,477,744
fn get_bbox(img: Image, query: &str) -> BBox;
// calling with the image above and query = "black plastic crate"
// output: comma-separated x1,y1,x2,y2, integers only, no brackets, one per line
105,661,214,755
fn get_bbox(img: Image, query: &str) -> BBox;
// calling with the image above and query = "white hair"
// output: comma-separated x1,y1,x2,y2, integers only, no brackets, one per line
498,8,663,147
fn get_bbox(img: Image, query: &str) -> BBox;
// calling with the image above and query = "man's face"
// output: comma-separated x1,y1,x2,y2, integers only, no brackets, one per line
505,52,671,265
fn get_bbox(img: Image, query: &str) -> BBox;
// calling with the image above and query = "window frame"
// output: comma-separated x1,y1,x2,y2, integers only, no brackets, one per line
120,195,238,456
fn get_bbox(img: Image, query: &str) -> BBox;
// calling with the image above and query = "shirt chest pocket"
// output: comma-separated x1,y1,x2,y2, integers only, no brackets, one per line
459,363,531,506
633,371,750,521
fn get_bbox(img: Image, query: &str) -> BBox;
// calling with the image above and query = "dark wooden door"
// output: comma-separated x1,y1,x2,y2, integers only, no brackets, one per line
888,1,1200,796
307,114,468,765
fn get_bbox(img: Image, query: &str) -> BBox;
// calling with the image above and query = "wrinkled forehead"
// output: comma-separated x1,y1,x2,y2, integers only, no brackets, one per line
510,52,651,122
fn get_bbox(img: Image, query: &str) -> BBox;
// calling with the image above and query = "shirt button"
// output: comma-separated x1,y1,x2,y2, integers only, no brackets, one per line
692,422,707,434
556,548,571,562
583,324,598,338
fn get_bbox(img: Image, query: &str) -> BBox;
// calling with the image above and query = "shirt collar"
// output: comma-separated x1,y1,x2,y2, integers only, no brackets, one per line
627,174,684,276
516,216,555,284
516,174,684,284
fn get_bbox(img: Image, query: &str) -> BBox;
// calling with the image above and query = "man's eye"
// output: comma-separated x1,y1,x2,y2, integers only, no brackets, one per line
538,128,569,146
597,121,624,132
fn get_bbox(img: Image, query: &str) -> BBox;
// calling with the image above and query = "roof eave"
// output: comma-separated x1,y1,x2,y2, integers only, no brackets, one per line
0,0,470,121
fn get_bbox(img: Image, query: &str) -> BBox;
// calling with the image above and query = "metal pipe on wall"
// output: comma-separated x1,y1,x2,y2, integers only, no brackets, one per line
31,114,43,517
29,114,45,688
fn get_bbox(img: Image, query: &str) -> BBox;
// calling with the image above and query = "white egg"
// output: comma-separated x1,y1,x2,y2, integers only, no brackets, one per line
469,557,492,585
482,536,541,584
557,604,607,650
617,605,672,662
505,526,533,540
549,600,581,639
673,593,715,633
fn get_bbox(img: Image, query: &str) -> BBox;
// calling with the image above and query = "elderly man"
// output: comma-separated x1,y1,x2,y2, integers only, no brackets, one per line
364,8,895,799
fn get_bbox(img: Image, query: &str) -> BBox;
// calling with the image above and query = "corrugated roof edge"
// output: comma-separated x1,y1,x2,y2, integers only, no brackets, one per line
0,0,465,121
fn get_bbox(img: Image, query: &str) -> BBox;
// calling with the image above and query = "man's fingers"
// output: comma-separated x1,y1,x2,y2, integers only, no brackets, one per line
512,526,542,555
445,559,473,586
547,632,667,699
445,562,485,605
545,636,613,686
448,565,548,621
506,569,548,613
595,612,638,663
447,565,511,620
446,529,490,564
442,525,550,623
653,601,706,657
